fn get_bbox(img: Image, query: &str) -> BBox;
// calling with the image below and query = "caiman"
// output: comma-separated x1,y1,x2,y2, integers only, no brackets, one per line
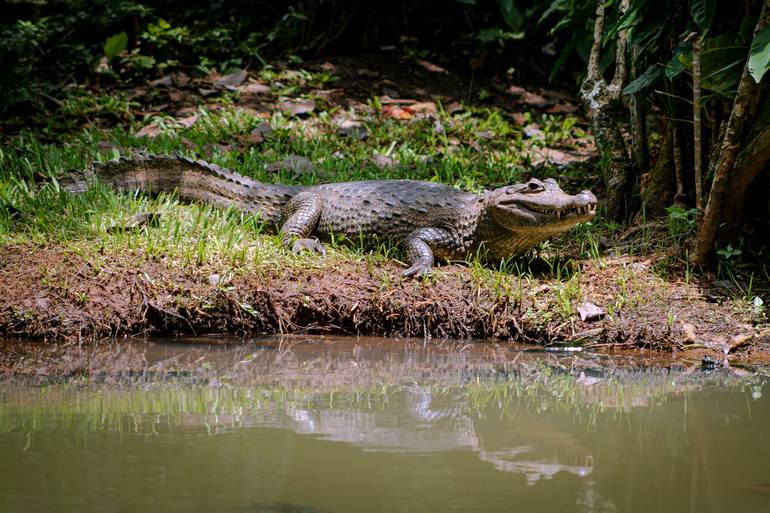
61,154,597,276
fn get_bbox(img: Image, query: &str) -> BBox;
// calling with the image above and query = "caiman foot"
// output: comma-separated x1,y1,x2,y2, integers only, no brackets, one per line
401,264,432,279
291,238,327,256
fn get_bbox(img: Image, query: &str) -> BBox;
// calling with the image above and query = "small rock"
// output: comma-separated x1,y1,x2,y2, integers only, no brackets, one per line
681,322,697,343
198,88,218,97
208,274,220,286
576,302,605,322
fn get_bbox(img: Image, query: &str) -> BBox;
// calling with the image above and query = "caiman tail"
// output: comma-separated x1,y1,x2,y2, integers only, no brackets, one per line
59,154,299,224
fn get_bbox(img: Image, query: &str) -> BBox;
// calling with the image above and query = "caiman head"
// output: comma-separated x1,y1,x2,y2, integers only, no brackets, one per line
480,178,597,258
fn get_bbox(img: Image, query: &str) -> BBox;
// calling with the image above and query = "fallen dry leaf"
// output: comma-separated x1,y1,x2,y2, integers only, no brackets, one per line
214,69,248,89
357,68,380,78
336,119,369,140
239,82,271,95
176,113,199,129
546,103,579,114
379,96,416,105
382,105,412,120
727,333,754,353
278,98,316,116
265,155,315,175
251,121,273,139
523,124,544,139
506,85,550,107
150,75,173,87
369,155,397,168
576,302,605,322
404,101,437,115
445,102,464,114
414,59,448,74
136,123,163,138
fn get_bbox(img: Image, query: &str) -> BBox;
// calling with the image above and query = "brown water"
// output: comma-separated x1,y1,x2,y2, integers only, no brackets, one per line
1,336,769,513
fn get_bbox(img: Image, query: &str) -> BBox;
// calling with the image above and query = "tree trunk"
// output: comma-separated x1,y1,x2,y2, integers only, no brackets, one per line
722,125,770,229
692,0,770,265
579,0,634,220
640,124,676,217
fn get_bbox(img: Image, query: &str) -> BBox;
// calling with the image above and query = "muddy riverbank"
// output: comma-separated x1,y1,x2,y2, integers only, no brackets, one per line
2,243,768,359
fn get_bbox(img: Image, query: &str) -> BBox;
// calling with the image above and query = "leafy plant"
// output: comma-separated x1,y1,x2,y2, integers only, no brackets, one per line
104,32,128,62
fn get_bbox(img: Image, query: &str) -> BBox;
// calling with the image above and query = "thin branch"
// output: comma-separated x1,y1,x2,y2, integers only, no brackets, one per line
608,0,631,100
586,0,605,82
673,124,686,202
690,32,704,211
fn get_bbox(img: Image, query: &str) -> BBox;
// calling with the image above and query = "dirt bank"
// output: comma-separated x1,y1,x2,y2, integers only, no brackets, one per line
1,243,768,358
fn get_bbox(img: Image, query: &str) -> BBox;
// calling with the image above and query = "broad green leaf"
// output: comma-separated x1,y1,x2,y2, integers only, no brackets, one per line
622,64,661,95
476,28,525,45
701,36,745,95
689,0,714,30
749,24,770,83
104,32,128,61
665,41,692,79
498,0,524,32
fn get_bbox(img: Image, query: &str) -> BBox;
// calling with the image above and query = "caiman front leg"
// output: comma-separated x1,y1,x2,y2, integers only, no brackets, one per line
280,191,326,255
402,227,456,278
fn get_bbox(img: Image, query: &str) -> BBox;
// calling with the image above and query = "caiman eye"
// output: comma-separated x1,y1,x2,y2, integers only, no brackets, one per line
525,182,544,193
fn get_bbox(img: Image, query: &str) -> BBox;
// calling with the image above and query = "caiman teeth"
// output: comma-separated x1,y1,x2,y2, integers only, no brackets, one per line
529,205,596,216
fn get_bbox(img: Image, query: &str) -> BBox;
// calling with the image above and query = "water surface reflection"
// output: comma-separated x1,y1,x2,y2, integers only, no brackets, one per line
0,336,768,513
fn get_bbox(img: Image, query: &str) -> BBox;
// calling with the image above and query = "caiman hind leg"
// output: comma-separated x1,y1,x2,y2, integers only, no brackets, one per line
401,227,457,278
280,191,326,255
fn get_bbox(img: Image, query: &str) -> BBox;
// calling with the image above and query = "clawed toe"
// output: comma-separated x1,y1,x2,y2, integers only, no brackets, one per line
402,264,431,279
291,238,327,256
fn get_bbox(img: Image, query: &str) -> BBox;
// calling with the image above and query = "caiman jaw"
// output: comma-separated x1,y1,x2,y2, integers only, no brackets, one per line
488,178,598,231
521,203,596,219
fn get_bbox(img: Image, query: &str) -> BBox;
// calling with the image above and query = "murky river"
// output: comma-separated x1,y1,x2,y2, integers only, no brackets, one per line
1,337,769,513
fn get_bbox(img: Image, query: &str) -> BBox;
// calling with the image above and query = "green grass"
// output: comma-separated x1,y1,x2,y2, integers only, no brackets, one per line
0,87,600,281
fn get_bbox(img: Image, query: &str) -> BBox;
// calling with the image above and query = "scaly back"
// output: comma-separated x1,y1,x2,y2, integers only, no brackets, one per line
59,154,300,225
